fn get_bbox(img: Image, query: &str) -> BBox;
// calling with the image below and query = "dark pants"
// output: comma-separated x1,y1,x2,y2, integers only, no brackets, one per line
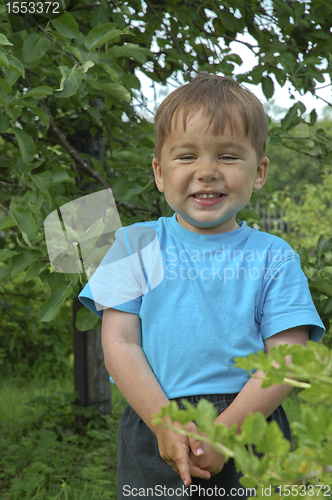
117,394,291,500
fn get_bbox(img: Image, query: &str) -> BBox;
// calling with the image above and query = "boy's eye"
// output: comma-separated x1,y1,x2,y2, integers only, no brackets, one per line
179,155,196,160
220,155,237,161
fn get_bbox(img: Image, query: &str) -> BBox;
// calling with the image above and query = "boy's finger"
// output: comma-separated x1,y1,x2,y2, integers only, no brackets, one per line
185,422,205,456
176,453,211,486
189,437,204,456
175,449,192,486
190,465,211,480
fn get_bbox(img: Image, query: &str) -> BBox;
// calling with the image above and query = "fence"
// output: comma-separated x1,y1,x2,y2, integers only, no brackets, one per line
253,203,291,234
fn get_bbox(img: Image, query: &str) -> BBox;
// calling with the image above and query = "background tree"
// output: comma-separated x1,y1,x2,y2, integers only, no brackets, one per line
0,0,331,400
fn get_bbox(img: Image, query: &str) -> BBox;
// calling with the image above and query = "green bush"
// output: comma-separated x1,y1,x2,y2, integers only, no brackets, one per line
0,272,73,380
0,379,126,500
155,341,332,496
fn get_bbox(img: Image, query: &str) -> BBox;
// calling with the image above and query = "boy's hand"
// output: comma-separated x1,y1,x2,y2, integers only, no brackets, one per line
154,420,211,486
189,440,225,476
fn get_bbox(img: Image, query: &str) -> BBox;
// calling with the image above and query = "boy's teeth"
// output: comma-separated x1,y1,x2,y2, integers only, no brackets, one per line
194,193,221,199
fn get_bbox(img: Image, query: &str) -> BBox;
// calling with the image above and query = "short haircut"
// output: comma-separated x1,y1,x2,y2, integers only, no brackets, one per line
154,73,268,161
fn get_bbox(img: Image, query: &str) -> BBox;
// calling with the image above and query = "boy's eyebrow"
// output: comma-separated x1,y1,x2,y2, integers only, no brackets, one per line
169,143,197,154
169,141,249,154
219,141,249,154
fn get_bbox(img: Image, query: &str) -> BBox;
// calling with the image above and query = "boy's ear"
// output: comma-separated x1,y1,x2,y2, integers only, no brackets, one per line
152,157,164,193
253,156,269,191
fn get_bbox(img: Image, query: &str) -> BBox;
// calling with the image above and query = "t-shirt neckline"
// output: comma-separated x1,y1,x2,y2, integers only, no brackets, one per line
165,213,251,247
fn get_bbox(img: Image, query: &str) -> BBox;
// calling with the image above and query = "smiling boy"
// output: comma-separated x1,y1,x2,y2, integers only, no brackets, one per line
79,74,324,499
152,108,268,234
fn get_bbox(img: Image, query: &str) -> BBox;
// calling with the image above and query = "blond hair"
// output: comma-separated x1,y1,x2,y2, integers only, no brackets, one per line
154,73,268,161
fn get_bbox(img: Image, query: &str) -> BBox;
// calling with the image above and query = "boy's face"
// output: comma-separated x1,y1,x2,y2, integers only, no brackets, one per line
152,108,269,234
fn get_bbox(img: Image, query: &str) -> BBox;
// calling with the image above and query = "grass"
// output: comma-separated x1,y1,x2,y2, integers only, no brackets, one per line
0,375,126,500
0,374,307,500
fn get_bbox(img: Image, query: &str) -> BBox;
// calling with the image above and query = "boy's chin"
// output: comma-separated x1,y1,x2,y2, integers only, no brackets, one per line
176,213,238,233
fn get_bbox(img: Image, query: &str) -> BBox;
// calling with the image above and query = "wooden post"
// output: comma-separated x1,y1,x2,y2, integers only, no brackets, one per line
70,109,111,415
73,293,111,414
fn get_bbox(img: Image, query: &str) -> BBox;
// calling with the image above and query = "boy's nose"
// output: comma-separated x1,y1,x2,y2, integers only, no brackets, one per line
195,160,220,181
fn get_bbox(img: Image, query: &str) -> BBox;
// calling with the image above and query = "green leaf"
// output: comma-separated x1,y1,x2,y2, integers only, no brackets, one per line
13,127,36,162
0,263,11,281
79,217,105,257
0,50,9,69
7,54,25,77
87,80,131,102
28,106,50,129
85,23,121,51
0,249,18,262
0,78,11,94
310,279,332,297
11,207,39,241
262,75,274,99
281,103,306,130
51,167,73,184
124,45,147,64
219,10,236,31
224,54,243,65
96,62,121,81
23,86,53,99
0,92,8,108
68,45,84,63
0,113,9,133
0,34,13,46
39,283,73,322
317,235,332,254
240,412,267,444
22,34,51,63
26,260,48,281
11,250,41,275
121,184,145,201
113,150,147,168
56,66,83,98
75,307,100,331
97,57,123,77
51,12,79,39
309,109,317,126
87,106,102,126
31,171,53,192
82,60,95,73
0,215,16,230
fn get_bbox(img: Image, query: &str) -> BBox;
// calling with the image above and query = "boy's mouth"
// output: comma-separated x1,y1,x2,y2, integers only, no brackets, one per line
189,192,226,207
191,192,224,199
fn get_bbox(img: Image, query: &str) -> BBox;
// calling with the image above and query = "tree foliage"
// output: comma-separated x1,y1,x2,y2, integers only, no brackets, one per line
1,0,332,326
270,169,332,251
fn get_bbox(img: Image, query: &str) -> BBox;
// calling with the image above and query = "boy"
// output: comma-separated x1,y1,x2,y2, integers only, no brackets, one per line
79,74,324,499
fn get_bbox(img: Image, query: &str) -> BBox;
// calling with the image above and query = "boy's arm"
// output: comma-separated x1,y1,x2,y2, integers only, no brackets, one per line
101,307,210,486
215,326,309,430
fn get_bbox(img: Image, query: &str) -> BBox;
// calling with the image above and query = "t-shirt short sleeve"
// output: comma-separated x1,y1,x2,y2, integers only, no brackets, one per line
78,224,164,317
258,255,325,342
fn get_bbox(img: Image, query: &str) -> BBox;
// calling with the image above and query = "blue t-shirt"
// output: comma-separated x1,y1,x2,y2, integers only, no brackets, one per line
79,214,325,399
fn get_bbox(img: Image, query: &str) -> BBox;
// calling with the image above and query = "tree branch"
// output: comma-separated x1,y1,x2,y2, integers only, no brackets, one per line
40,102,111,189
0,202,10,214
23,77,152,216
145,0,184,57
315,94,332,108
0,179,23,188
